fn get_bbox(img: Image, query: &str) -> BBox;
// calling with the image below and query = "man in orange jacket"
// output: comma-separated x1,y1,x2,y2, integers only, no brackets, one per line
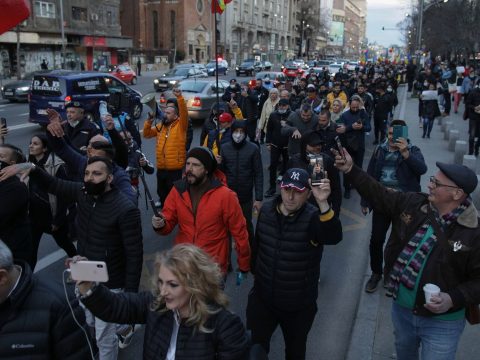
151,146,251,276
143,88,188,207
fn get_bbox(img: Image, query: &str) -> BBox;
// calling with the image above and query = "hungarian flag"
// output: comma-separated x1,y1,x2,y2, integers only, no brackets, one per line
211,0,232,14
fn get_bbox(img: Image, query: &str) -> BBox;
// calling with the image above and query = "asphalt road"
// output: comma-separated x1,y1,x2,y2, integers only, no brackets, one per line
0,72,373,360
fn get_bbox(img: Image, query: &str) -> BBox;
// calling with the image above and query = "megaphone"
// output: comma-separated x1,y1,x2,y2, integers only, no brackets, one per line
140,92,159,118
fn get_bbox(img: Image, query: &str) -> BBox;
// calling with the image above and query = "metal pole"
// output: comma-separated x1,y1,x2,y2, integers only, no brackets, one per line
60,0,66,69
417,0,424,64
16,26,21,78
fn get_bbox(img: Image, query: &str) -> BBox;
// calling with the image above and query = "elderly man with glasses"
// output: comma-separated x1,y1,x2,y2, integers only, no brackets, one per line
335,148,480,360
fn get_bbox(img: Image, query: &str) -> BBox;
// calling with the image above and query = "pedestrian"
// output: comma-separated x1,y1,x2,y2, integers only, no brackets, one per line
143,88,188,208
420,81,441,139
465,79,480,156
247,168,342,359
406,61,417,92
330,99,344,124
0,241,92,359
151,146,251,276
27,134,77,266
282,104,318,156
373,84,394,144
40,59,48,70
335,149,480,360
1,156,144,357
219,120,263,248
256,88,279,143
326,82,348,111
264,98,291,197
76,244,250,359
0,144,34,269
361,120,427,293
235,82,258,143
136,58,142,76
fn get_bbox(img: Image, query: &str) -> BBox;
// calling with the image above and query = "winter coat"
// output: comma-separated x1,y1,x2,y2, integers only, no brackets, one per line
157,178,251,273
143,95,188,170
81,285,249,360
252,196,342,311
466,87,480,121
265,110,291,148
374,92,394,121
29,168,143,292
339,109,371,152
257,97,279,132
282,110,318,156
220,139,263,203
0,262,92,360
347,165,480,317
63,117,100,151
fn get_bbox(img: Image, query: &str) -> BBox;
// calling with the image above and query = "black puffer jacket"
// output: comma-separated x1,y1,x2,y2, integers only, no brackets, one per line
30,168,143,292
266,109,291,148
0,262,92,359
252,197,342,310
81,285,249,360
220,125,263,203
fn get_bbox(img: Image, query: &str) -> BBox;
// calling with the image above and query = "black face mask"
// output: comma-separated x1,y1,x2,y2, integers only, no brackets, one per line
84,180,108,196
0,160,10,170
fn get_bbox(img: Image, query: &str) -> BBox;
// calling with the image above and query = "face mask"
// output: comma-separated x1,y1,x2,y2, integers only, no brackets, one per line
0,160,10,170
84,179,107,196
278,109,287,114
265,80,271,84
69,120,80,128
230,84,236,89
232,132,245,143
423,81,428,87
387,87,393,92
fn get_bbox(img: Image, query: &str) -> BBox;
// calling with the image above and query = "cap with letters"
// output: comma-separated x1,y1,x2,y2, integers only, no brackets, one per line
280,168,310,192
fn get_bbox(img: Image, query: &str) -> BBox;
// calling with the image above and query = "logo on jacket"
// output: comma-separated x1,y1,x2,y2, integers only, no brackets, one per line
400,212,412,225
12,344,35,349
448,240,470,252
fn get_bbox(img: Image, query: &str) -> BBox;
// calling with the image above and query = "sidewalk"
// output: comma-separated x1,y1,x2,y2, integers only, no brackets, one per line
346,85,480,360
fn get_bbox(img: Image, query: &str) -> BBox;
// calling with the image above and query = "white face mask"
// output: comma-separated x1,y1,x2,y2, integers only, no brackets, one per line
232,132,245,143
230,84,236,89
278,109,287,114
69,120,80,128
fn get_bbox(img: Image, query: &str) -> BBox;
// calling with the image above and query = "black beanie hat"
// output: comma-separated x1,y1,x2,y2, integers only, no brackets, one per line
186,147,217,175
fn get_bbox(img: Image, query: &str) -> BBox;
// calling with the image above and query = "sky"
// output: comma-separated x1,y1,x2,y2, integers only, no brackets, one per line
366,0,410,47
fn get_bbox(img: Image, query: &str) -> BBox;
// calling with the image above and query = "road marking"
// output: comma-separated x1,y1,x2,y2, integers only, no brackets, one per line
398,84,407,121
8,123,38,131
34,248,66,273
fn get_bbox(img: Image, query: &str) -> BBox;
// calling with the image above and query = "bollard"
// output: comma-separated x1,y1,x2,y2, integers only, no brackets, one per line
437,116,443,127
444,122,454,140
442,120,453,133
448,130,460,151
454,140,468,164
463,155,477,172
472,175,480,210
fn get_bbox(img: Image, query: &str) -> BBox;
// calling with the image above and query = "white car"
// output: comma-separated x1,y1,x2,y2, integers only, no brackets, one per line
328,64,343,76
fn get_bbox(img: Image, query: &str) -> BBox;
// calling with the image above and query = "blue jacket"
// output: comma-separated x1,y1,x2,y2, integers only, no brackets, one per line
361,141,427,208
47,132,137,205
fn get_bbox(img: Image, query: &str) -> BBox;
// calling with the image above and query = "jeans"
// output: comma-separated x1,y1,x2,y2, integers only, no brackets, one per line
391,302,465,360
369,210,391,275
82,288,123,360
422,117,434,137
246,288,317,360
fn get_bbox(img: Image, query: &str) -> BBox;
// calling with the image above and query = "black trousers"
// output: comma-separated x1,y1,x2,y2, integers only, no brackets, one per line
343,147,364,191
30,222,77,267
156,169,183,207
369,210,392,275
407,78,414,92
373,117,387,142
269,146,289,188
240,199,254,248
246,288,317,360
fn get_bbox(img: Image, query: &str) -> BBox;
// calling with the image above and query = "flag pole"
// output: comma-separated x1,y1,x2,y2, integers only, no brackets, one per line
214,7,220,112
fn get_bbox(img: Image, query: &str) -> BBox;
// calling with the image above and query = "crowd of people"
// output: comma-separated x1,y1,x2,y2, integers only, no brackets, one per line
0,58,480,360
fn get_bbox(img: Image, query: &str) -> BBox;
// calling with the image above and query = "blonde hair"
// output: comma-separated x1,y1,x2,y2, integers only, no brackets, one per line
150,244,229,333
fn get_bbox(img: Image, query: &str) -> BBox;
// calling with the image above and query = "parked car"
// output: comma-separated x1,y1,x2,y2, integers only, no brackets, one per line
153,65,207,91
281,61,304,79
1,71,50,102
261,61,273,70
206,59,229,76
316,60,332,67
328,63,343,76
29,71,143,125
346,61,359,72
161,79,229,121
111,64,137,85
236,60,262,76
249,71,287,89
293,59,309,70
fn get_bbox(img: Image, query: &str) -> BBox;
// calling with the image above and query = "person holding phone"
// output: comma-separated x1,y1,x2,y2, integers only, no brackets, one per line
76,244,250,360
420,81,441,139
361,120,427,293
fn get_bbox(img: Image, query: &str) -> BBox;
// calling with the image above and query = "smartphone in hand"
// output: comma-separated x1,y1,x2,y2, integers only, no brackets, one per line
70,261,109,282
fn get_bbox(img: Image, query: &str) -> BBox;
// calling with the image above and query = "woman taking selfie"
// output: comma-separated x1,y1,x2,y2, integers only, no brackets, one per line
77,244,249,359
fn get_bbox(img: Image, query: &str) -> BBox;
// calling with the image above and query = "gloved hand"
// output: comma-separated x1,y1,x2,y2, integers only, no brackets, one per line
236,271,248,286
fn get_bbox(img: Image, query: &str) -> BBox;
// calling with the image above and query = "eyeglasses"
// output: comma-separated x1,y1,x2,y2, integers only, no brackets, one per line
429,176,460,190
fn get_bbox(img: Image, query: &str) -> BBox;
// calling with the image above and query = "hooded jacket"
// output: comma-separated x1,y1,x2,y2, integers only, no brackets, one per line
157,177,251,273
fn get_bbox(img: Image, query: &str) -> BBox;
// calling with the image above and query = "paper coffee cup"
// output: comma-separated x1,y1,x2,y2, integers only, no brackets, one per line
423,283,440,303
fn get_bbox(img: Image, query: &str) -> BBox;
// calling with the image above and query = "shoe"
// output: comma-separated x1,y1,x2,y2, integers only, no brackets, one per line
118,324,141,349
422,134,425,138
427,135,430,139
383,277,390,289
419,124,423,128
264,188,276,198
344,190,351,199
365,273,382,293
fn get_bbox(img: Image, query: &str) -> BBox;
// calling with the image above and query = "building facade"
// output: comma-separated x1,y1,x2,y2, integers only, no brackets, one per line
120,0,215,66
0,0,131,76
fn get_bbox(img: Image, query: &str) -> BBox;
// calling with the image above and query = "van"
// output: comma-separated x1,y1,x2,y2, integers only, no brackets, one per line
29,71,143,125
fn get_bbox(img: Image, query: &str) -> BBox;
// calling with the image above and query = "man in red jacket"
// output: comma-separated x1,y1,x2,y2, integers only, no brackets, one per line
152,147,250,276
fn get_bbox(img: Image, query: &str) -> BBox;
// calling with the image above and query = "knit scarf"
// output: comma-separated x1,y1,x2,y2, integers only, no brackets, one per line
387,197,471,299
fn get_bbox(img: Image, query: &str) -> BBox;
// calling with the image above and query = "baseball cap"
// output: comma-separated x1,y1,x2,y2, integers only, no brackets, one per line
218,112,233,123
65,100,84,109
280,168,310,192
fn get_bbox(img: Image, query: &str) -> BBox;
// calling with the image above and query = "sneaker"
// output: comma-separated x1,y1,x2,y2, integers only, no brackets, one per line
118,325,141,349
264,188,276,198
365,273,382,293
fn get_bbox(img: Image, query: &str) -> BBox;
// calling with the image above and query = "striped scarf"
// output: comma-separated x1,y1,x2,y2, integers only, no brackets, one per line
387,197,471,298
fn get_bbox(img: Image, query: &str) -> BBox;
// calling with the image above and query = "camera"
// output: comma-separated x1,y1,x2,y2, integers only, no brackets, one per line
308,154,325,186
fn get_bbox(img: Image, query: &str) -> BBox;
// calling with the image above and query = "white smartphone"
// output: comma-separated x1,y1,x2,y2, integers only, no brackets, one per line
70,261,109,282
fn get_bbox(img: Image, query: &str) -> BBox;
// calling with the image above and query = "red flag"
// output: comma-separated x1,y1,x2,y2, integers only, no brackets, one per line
0,0,30,35
211,0,232,14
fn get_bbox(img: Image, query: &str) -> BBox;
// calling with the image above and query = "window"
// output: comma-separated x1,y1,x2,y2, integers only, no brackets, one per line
106,11,113,25
72,7,87,21
72,77,108,95
152,11,159,48
189,44,193,56
35,1,55,18
196,0,204,14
